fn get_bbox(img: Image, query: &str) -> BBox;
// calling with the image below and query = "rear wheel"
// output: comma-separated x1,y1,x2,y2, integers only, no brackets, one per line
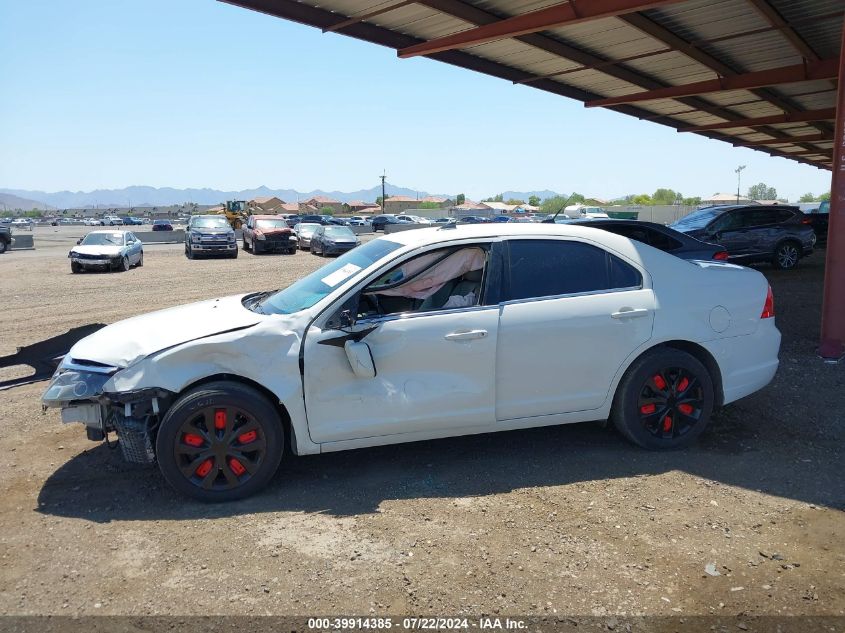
773,241,800,270
155,381,284,502
610,348,714,450
137,251,144,267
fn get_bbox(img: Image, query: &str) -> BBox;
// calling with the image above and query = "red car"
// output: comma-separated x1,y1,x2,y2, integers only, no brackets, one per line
242,215,298,254
152,219,173,231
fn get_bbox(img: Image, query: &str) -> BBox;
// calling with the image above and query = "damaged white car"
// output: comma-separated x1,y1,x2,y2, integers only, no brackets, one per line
42,224,781,501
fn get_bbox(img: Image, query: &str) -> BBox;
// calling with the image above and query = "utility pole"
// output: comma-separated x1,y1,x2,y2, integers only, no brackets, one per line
380,170,387,213
735,165,746,203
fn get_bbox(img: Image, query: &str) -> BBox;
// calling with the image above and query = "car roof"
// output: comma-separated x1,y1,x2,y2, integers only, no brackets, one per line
379,221,655,255
252,214,286,220
86,229,128,235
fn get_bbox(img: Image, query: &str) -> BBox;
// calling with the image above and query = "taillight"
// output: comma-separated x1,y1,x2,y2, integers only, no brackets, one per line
801,217,812,225
761,285,775,319
713,251,729,261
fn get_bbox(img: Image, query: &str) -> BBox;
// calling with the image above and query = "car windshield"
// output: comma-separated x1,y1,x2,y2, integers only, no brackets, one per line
325,226,355,238
259,239,403,315
191,217,230,229
255,219,288,229
671,207,723,230
154,220,169,224
82,232,124,246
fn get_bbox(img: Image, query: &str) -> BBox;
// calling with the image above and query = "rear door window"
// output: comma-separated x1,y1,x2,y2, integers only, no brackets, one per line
504,239,641,302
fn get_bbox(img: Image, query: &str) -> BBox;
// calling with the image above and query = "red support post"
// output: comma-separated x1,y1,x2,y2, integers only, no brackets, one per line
818,25,845,360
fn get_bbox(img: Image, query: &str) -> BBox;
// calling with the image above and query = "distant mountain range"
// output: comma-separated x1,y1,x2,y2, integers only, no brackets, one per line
0,185,562,210
0,193,55,211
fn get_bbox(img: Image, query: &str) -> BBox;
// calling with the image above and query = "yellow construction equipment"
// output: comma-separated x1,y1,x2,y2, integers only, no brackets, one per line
220,200,249,229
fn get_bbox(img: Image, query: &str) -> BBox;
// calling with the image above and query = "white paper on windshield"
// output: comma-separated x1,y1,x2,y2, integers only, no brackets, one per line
321,263,362,287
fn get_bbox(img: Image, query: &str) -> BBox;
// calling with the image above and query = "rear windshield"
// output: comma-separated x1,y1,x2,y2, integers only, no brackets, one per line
325,226,355,237
671,207,723,230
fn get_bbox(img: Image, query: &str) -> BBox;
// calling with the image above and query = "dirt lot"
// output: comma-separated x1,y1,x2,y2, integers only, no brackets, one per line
0,229,842,619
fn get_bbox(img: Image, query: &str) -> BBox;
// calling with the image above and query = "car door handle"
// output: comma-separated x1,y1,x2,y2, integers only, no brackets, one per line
445,329,488,341
611,308,650,320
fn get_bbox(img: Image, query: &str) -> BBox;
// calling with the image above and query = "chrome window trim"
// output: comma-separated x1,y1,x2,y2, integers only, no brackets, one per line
354,303,499,326
499,285,644,307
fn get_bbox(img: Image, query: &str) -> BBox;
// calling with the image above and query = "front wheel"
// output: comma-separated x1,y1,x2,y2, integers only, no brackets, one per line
137,251,144,267
0,240,7,254
610,348,714,450
185,245,194,259
773,241,800,270
155,381,284,502
120,256,130,272
71,261,82,274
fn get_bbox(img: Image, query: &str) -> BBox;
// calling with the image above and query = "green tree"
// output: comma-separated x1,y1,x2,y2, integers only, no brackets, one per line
819,192,831,202
417,201,442,209
627,194,652,205
322,206,335,216
539,195,570,215
747,182,777,201
528,195,540,206
376,195,389,207
456,193,465,205
482,193,504,202
682,196,702,206
505,198,525,206
799,192,816,202
569,192,586,204
651,188,678,205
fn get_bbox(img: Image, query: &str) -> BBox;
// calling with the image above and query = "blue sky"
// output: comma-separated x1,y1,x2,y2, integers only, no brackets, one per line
0,0,833,201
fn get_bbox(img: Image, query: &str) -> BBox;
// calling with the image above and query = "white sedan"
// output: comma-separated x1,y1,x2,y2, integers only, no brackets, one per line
42,224,780,500
68,230,144,273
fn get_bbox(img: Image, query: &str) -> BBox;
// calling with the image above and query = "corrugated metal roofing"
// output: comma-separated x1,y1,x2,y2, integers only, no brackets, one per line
222,0,842,169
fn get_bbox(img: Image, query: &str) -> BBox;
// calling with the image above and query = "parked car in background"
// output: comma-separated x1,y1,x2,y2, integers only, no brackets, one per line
83,218,101,227
10,218,33,230
68,230,143,273
799,200,829,244
671,205,815,270
456,216,490,224
327,217,350,226
242,215,298,254
285,215,303,228
492,215,512,223
42,223,781,501
396,215,432,225
152,219,173,231
293,222,321,250
347,216,371,226
102,215,124,226
371,215,411,232
300,214,331,225
433,218,452,224
563,205,610,219
185,215,238,259
310,225,360,256
122,216,144,226
0,226,11,254
570,219,728,261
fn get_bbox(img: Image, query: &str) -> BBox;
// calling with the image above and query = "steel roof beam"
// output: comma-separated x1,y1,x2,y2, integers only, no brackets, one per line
323,1,414,33
679,108,836,132
733,133,834,146
745,0,820,61
586,58,839,107
397,0,684,59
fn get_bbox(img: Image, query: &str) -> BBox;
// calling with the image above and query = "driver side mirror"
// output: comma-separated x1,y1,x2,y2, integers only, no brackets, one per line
344,341,376,379
76,239,82,245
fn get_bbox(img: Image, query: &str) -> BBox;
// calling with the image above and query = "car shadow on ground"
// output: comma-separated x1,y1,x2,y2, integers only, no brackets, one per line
35,406,844,523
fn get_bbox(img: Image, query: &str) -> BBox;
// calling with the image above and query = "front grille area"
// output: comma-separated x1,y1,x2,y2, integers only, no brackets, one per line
74,253,114,260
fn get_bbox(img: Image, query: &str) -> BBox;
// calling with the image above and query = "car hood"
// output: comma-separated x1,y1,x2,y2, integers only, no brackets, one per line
190,229,232,236
256,228,293,235
67,294,263,369
72,244,123,256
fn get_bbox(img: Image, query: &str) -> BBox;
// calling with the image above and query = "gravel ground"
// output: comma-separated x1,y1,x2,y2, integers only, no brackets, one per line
0,229,842,618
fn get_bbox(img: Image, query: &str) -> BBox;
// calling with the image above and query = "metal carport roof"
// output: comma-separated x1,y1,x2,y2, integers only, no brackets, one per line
220,0,845,359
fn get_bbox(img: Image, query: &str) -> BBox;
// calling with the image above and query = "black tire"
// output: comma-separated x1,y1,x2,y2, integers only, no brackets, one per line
137,251,144,267
185,245,194,260
230,248,238,259
120,256,130,272
610,348,714,450
772,240,801,270
71,261,82,274
155,381,284,502
0,240,7,254
243,236,250,252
